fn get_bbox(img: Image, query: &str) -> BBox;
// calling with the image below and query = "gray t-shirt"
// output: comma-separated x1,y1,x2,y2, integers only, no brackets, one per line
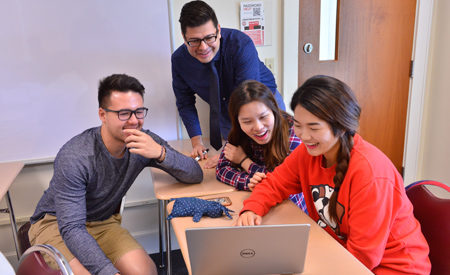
30,126,202,275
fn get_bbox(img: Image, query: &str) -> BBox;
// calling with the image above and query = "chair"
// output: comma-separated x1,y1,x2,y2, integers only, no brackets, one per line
406,180,450,275
16,244,73,275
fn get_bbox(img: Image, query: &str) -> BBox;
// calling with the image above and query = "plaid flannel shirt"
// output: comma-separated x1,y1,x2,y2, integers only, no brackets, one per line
216,116,307,212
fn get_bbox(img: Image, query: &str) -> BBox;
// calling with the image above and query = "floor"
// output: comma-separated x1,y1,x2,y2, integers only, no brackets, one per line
149,249,188,275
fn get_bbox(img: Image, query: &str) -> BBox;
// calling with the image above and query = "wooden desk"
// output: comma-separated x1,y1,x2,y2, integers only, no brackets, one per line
168,191,374,275
0,162,25,260
151,139,234,274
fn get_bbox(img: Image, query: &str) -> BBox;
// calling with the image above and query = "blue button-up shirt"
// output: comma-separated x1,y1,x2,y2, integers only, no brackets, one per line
172,28,285,139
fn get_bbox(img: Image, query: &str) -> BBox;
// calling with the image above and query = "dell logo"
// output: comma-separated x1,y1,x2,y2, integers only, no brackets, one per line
240,249,256,258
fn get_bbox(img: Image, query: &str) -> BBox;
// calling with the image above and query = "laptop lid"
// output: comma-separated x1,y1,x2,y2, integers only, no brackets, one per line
186,224,310,275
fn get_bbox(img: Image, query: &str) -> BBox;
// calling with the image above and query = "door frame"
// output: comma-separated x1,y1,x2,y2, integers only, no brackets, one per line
282,0,434,185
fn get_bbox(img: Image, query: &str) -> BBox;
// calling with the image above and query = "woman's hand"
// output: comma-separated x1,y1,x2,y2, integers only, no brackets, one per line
233,211,262,226
223,143,246,164
248,172,267,191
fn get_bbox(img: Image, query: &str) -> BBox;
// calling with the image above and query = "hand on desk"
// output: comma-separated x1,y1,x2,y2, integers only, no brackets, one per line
248,172,266,191
233,210,262,226
191,143,207,159
203,154,219,169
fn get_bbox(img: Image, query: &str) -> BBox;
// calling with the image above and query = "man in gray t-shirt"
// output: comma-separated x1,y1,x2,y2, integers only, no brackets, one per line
29,74,203,275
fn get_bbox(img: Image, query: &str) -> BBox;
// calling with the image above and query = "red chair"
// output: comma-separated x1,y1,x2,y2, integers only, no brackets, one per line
406,180,450,275
16,244,73,275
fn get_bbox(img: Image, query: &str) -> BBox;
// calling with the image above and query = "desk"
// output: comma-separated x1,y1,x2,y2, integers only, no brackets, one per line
151,139,234,274
168,191,373,275
0,251,15,275
0,162,25,260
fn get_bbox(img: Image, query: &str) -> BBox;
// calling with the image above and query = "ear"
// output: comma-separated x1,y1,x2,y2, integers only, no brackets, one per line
99,108,107,123
217,24,221,39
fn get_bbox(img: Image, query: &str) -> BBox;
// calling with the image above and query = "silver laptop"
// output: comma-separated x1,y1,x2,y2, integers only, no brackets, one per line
186,224,310,275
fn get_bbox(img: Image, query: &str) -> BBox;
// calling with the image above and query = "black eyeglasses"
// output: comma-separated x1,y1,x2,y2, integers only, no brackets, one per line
103,107,148,121
186,33,218,47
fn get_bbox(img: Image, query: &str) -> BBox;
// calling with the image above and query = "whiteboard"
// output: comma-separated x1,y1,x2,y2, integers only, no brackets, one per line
0,1,177,164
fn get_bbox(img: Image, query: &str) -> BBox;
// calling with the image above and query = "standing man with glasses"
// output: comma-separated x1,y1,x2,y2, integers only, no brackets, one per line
29,74,203,275
172,0,285,168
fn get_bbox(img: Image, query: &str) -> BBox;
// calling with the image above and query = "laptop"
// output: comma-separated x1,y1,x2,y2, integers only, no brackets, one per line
186,224,310,275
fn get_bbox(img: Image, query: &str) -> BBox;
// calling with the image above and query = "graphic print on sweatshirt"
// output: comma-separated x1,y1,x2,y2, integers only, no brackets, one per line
311,184,345,236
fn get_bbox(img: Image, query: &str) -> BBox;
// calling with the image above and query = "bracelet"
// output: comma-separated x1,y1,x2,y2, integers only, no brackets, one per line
239,156,249,167
157,146,165,162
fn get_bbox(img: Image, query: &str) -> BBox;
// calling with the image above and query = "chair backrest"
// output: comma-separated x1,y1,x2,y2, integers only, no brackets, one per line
16,244,73,275
406,180,450,275
17,221,31,257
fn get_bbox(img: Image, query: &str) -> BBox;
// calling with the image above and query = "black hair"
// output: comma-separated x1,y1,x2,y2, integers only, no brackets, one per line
179,1,219,35
98,74,145,108
290,75,361,223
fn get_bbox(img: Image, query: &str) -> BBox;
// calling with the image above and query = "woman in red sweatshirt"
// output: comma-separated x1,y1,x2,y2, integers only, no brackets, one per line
234,75,431,274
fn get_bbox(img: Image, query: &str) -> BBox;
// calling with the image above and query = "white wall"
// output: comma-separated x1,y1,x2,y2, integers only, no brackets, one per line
419,0,450,185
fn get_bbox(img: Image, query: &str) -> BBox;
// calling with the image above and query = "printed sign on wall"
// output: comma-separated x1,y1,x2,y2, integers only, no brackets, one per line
240,1,265,46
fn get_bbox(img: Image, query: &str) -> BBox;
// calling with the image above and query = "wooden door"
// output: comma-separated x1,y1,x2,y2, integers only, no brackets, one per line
298,0,416,173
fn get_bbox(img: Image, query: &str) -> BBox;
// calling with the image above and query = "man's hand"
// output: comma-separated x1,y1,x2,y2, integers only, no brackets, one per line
233,211,262,226
248,172,267,191
223,143,246,165
190,135,207,159
203,154,219,169
124,129,162,159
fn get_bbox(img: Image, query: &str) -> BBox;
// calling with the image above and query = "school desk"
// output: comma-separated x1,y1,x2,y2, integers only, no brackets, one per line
0,161,24,260
151,139,234,274
167,191,374,275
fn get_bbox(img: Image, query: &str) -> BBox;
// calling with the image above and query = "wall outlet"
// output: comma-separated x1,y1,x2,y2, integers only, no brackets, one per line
265,57,275,75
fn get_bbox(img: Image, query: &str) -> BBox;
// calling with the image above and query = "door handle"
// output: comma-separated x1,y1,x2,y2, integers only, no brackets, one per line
303,43,313,54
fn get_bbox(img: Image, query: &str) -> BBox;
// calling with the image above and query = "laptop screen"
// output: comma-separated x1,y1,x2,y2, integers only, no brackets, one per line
186,224,310,275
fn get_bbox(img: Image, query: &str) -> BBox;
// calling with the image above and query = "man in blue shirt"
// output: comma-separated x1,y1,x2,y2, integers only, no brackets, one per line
172,0,285,168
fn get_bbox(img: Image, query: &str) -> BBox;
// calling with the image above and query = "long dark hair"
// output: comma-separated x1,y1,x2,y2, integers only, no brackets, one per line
290,75,361,223
228,80,290,170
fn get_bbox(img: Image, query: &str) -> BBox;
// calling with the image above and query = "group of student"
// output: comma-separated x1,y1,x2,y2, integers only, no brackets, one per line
27,1,431,275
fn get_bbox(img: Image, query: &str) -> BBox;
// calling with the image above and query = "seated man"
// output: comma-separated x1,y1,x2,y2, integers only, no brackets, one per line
29,74,203,275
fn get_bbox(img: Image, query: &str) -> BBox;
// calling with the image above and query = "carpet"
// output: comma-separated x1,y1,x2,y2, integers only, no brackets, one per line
149,249,189,275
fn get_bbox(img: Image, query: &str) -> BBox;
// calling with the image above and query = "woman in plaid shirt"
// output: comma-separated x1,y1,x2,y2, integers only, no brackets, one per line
215,80,307,212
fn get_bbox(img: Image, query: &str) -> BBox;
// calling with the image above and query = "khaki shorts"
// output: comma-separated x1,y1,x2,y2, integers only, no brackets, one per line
29,214,144,270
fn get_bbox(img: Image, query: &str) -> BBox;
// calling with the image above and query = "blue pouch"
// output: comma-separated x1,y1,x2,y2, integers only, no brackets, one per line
167,197,235,222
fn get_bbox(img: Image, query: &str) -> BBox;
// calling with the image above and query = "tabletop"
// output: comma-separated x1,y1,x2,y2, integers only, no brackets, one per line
167,191,373,275
151,139,235,200
0,162,24,198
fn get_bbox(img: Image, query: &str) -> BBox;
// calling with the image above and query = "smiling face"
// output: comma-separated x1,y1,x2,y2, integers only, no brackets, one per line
183,20,221,63
293,105,341,166
238,101,275,145
99,91,144,149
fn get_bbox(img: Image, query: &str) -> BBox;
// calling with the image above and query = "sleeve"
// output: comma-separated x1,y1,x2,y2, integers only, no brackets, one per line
288,123,302,152
171,55,202,138
52,154,119,275
215,143,267,191
240,147,304,216
147,131,203,184
344,177,402,270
